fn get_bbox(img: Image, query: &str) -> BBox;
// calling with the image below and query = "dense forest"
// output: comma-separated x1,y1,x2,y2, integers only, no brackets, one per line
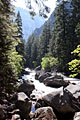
0,0,80,98
26,0,80,78
0,0,80,120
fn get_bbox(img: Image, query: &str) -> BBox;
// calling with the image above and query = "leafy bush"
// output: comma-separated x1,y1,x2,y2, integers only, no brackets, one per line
41,56,58,71
68,45,80,77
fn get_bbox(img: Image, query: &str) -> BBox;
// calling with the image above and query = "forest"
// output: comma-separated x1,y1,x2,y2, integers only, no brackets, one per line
0,0,80,120
26,0,80,77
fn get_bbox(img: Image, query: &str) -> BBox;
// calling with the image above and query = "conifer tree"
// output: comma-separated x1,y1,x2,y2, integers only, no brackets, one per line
53,0,72,72
0,0,22,94
15,11,25,66
38,22,52,63
26,34,35,68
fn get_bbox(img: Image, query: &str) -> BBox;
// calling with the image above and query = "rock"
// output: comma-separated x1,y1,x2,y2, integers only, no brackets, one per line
43,75,69,87
35,71,41,80
21,68,31,75
18,79,35,96
0,105,6,120
35,66,41,71
73,112,80,120
35,69,45,80
11,114,21,120
64,84,80,102
38,72,52,82
43,84,80,114
34,107,57,120
16,92,32,119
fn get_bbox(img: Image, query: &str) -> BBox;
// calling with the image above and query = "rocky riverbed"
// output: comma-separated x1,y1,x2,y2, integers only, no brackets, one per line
0,68,80,120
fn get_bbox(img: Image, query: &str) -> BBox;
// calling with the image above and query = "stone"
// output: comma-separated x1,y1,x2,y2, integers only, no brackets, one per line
35,69,45,80
21,68,31,75
43,75,70,87
34,107,57,120
73,112,80,120
11,114,21,120
35,66,41,71
0,105,5,120
18,79,35,96
43,84,80,114
16,92,32,119
38,72,52,82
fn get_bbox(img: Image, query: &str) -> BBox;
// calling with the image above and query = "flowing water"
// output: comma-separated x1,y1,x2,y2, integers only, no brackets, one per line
22,70,63,99
22,69,80,99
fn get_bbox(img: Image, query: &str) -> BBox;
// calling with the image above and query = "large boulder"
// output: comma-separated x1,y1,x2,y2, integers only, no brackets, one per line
34,107,57,120
0,105,6,120
16,92,32,119
43,84,80,114
38,72,52,82
18,79,35,96
35,69,45,80
43,75,70,87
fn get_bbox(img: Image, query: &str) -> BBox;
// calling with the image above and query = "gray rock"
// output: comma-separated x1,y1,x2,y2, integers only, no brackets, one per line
34,106,57,120
0,105,5,120
73,112,80,120
35,66,41,71
16,92,32,119
11,114,21,120
43,84,80,114
38,72,52,82
43,75,69,87
35,69,45,80
18,79,35,96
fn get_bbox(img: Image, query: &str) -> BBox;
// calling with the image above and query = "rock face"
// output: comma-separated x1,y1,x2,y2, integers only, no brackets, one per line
43,75,70,87
43,84,80,114
18,79,35,96
34,107,57,120
16,92,32,119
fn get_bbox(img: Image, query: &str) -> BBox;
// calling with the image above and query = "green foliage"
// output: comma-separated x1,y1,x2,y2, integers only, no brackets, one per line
0,0,23,94
15,11,26,66
41,56,58,71
68,45,80,77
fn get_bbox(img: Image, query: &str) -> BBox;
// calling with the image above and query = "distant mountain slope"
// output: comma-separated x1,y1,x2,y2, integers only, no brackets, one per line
33,1,71,37
33,10,55,36
15,7,45,41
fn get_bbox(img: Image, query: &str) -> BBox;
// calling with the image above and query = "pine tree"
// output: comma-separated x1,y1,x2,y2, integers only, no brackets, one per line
38,22,52,63
15,11,25,66
25,34,35,68
70,0,80,48
53,0,72,72
0,0,22,94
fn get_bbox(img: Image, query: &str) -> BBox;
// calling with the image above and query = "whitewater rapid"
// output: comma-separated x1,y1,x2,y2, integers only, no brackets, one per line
23,70,63,99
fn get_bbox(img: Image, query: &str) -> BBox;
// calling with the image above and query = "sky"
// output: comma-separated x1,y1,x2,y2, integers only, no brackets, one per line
13,0,56,16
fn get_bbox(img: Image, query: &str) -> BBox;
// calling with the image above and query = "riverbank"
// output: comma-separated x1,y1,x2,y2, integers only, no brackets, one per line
0,68,80,120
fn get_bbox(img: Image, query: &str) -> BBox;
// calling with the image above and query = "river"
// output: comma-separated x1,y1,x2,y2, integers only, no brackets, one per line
22,70,63,99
